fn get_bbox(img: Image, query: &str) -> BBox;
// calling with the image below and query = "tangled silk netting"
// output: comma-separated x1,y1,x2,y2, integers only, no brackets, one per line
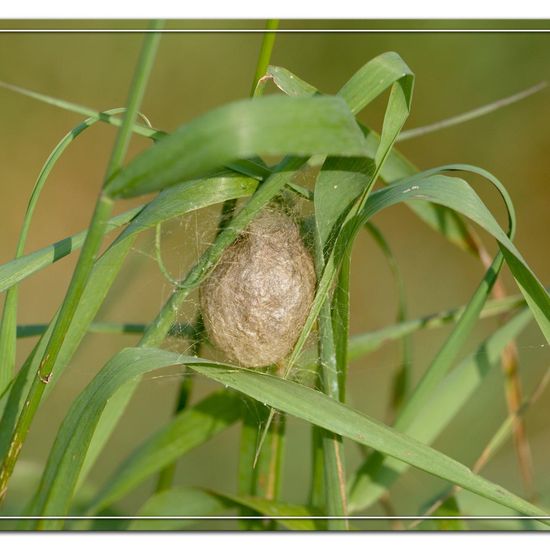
200,207,316,368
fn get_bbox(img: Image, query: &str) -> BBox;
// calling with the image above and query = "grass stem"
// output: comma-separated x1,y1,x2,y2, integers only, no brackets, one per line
0,22,163,503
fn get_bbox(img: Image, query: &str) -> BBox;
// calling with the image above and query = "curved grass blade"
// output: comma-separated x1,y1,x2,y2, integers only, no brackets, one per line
31,347,550,528
364,222,411,414
282,170,549,514
127,487,224,531
0,24,165,503
362,176,547,340
105,95,367,199
64,160,309,513
410,366,550,530
348,308,534,511
337,51,414,118
0,175,258,490
384,164,550,345
0,108,150,395
266,65,318,98
0,79,165,141
266,63,477,254
128,487,319,531
87,391,242,514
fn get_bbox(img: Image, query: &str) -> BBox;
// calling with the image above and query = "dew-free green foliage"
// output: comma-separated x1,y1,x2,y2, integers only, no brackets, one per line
0,24,549,532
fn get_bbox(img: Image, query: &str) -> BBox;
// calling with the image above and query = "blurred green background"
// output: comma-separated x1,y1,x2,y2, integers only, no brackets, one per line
0,20,549,526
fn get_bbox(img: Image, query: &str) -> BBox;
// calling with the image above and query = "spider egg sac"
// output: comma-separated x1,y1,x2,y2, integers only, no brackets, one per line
200,208,316,368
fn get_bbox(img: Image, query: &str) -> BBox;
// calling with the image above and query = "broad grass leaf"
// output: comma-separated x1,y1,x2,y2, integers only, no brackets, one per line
1,176,258,473
348,309,534,511
105,96,367,199
128,487,320,531
128,488,224,530
267,61,475,253
31,347,549,527
88,391,242,514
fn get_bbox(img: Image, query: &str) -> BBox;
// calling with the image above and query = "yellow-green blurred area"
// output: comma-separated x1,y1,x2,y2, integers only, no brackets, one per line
0,20,549,527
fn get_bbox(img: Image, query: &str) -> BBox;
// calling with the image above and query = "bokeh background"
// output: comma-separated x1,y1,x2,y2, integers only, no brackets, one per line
0,20,549,526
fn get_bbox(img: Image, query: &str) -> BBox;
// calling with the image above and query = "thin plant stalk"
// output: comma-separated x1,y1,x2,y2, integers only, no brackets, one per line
0,79,165,141
313,227,348,530
0,22,163,502
251,20,279,97
397,81,547,142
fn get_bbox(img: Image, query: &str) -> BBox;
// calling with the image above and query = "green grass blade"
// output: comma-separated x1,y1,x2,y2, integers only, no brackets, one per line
358,175,549,334
251,20,279,97
32,347,549,528
14,287,529,347
314,157,374,254
366,166,550,347
0,207,142,294
267,65,318,97
128,487,319,531
266,63,477,254
411,366,550,530
347,308,534,511
0,108,145,394
128,487,224,531
208,490,320,531
312,206,348,529
331,248,351,403
0,80,165,141
118,173,258,242
0,24,164,502
345,290,528,361
305,169,548,513
337,51,414,117
105,95,367,199
65,162,306,511
364,222,411,413
86,391,242,515
1,172,259,448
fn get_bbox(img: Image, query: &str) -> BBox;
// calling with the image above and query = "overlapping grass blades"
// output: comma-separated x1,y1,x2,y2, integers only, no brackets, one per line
1,41,548,531
105,95,367,198
29,347,550,529
31,168,550,525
